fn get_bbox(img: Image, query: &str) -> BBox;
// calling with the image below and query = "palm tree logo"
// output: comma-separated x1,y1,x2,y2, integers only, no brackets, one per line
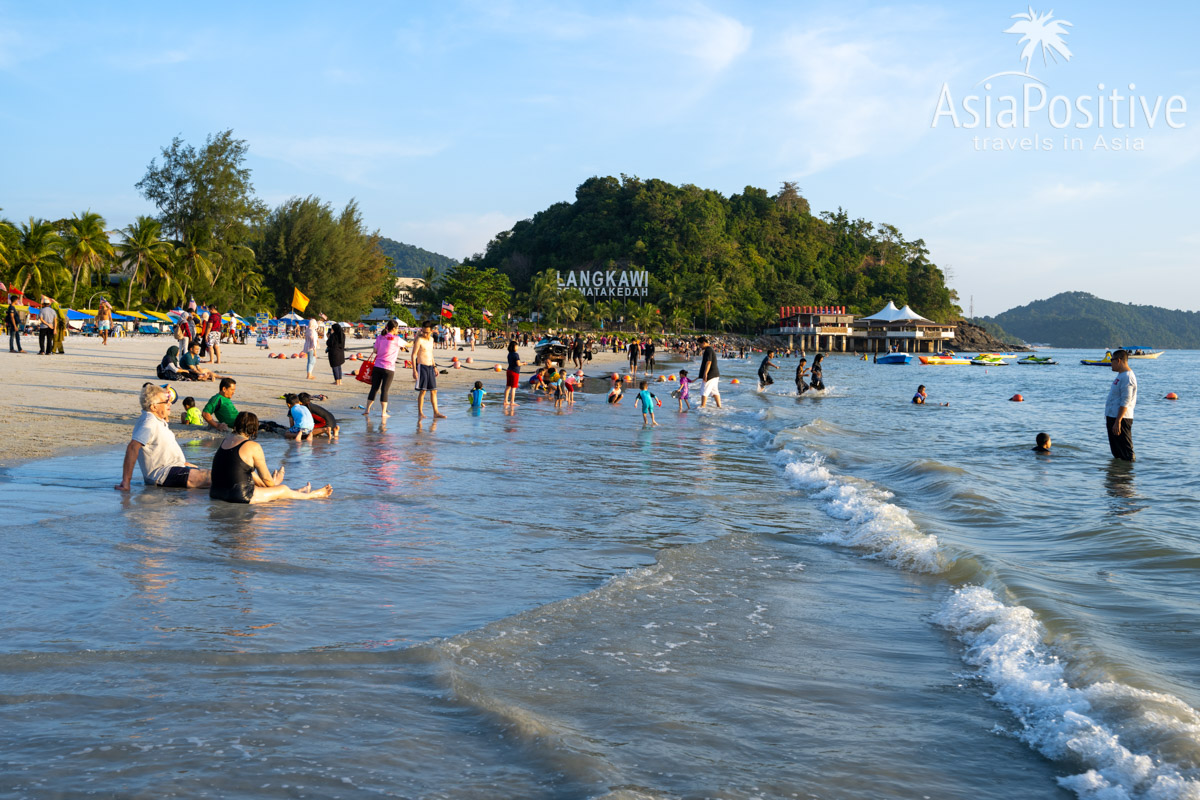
980,7,1072,85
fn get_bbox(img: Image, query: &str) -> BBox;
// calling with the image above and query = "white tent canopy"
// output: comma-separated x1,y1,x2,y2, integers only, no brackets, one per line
896,304,933,323
860,301,903,322
861,301,933,323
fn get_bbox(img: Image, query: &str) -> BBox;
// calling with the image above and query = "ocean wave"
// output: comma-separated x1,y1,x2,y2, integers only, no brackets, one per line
935,586,1200,800
776,451,946,574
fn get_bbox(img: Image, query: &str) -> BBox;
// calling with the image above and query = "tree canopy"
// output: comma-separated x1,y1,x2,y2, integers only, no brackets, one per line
467,175,961,331
255,196,388,321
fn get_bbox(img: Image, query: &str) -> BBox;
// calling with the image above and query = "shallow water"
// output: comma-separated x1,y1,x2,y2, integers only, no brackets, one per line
1,349,1197,799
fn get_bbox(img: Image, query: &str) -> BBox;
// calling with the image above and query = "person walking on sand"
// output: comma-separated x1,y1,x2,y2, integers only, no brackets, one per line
302,317,318,379
6,298,23,353
364,320,403,419
116,384,212,491
95,298,113,345
628,338,640,375
1105,349,1137,461
697,336,721,408
209,411,332,504
326,322,346,385
413,322,446,419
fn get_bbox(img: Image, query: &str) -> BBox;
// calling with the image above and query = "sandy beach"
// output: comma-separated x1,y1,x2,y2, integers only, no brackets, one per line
0,331,632,468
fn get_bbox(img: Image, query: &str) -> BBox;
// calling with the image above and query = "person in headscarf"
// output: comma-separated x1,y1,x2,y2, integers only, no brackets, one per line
157,345,182,380
325,322,346,385
51,300,67,354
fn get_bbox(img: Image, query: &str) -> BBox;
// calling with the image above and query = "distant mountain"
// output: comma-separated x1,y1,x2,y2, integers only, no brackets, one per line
376,237,456,278
985,292,1200,348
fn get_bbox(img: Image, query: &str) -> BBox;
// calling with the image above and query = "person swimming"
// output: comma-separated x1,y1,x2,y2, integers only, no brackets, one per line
1033,432,1052,453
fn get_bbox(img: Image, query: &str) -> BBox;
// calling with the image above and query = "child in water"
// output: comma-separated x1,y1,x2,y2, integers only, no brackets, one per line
608,377,624,405
1033,432,1051,453
181,396,203,425
912,385,950,407
468,380,486,409
635,380,659,426
676,369,693,412
795,358,810,395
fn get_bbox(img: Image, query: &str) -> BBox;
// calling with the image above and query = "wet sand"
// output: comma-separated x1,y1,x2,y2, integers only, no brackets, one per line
0,332,632,468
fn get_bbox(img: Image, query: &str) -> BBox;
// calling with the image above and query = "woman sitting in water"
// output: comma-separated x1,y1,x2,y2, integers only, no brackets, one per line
209,411,333,504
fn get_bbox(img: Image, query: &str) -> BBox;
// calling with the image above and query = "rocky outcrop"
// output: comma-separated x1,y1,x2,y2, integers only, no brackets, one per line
949,320,1030,352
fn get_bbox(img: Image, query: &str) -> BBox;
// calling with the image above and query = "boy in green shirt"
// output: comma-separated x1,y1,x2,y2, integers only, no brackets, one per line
202,378,238,431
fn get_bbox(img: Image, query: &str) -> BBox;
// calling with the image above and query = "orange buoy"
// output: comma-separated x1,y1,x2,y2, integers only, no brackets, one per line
494,364,502,372
668,375,676,381
624,375,633,382
1166,392,1179,400
1010,394,1023,402
730,378,740,384
466,357,473,364
611,372,619,381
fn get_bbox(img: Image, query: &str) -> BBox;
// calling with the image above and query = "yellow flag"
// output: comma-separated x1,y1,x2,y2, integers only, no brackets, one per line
291,288,310,312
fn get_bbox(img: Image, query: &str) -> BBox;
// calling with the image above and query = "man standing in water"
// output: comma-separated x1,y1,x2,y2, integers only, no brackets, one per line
412,322,446,419
697,335,721,408
1106,349,1137,461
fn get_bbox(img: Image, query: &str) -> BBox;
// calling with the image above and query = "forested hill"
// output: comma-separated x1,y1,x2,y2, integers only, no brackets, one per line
377,237,456,278
986,292,1200,348
466,175,960,328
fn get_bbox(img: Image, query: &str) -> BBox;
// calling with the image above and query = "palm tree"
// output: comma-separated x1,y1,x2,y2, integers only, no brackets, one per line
62,211,114,305
668,306,690,333
13,218,66,296
174,233,216,297
116,217,173,308
1005,8,1072,75
658,274,687,313
690,273,726,330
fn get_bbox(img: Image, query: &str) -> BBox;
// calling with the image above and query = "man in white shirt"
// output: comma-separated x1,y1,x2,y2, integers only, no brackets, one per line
38,301,56,355
115,384,213,491
1105,349,1137,461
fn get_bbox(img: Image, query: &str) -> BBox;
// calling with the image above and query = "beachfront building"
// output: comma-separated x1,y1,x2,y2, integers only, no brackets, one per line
766,306,855,351
850,301,956,353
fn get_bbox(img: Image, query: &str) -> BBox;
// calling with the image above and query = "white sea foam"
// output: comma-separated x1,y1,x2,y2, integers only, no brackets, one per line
778,451,944,573
935,586,1200,800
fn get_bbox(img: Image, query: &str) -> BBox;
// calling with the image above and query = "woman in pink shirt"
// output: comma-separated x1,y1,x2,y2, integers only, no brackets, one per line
364,321,403,418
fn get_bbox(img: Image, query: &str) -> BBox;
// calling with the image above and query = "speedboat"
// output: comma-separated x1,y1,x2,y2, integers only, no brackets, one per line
1018,354,1058,365
971,354,1008,366
874,352,913,365
1122,345,1164,359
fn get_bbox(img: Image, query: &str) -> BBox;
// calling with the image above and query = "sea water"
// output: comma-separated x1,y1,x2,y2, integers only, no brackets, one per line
1,350,1197,799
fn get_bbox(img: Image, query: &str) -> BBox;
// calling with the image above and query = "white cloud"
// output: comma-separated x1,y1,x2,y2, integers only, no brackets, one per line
391,212,520,261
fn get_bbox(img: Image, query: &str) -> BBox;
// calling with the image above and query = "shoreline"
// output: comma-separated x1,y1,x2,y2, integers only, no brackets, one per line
0,334,635,470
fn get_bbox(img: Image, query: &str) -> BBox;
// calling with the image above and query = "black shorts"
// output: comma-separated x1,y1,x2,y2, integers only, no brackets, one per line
159,466,192,488
416,364,437,391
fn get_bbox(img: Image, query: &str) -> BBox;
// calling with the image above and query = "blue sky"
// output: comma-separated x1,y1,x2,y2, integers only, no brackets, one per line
2,0,1198,315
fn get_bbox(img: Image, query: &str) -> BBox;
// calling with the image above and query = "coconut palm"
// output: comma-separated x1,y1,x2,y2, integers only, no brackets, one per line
668,306,690,333
62,211,114,305
658,274,687,313
116,216,173,308
1005,7,1072,74
689,273,726,330
13,217,66,296
174,233,216,297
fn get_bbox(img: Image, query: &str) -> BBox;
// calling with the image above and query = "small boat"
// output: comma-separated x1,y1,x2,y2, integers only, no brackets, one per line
875,352,913,365
1122,345,1164,359
1018,355,1058,365
971,355,1008,366
916,357,974,367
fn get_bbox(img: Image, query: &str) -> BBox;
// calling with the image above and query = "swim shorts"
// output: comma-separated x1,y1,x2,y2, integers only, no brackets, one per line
206,331,220,346
416,363,437,391
159,465,192,488
98,321,110,331
703,378,720,397
506,369,520,389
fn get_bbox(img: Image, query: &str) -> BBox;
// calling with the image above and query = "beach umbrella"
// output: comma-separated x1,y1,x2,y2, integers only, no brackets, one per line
280,311,304,322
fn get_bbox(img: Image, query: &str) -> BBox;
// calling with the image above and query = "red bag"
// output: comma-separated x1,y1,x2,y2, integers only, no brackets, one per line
355,355,376,384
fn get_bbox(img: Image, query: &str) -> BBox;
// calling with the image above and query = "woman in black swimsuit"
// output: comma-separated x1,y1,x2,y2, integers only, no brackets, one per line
210,412,333,504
